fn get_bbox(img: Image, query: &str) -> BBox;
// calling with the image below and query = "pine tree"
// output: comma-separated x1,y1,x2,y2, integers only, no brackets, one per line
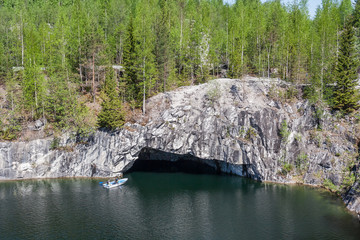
122,15,139,102
97,68,125,130
45,73,75,129
3,0,360,135
332,16,360,113
353,0,360,29
353,0,360,65
339,0,353,26
133,0,157,112
156,0,170,92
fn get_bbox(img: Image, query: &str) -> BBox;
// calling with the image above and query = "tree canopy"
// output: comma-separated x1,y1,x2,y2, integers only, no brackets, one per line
332,16,360,113
0,0,359,139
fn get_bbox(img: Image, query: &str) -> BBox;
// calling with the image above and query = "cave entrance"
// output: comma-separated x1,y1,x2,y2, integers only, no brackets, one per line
124,147,250,177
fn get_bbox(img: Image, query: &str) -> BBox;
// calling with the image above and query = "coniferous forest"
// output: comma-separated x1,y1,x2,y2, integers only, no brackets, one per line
0,0,359,140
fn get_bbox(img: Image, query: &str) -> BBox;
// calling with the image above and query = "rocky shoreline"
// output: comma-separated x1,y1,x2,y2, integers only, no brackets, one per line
1,77,359,219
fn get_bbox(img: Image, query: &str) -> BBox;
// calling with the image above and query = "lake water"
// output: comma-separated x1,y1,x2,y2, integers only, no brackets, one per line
1,172,360,239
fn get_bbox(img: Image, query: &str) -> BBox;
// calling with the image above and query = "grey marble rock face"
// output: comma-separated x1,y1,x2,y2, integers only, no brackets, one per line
1,77,359,219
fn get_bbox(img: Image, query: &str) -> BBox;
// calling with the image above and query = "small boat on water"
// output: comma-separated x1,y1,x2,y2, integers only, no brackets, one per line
102,178,128,189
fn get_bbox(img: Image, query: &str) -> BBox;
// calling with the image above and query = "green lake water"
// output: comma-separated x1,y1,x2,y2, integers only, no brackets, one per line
1,172,360,239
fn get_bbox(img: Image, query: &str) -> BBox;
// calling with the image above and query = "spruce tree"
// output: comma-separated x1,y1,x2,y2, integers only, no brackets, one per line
332,16,360,113
339,0,353,26
353,0,360,68
156,0,170,92
122,16,139,103
98,68,125,130
353,0,360,29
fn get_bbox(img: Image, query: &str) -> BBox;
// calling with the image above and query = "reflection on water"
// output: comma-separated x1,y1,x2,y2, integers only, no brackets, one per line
0,173,360,240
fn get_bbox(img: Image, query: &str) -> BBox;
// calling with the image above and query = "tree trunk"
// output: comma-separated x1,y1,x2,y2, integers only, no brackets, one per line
321,31,325,100
119,36,122,64
226,20,229,65
62,32,65,68
92,52,95,103
241,43,244,74
20,12,24,66
267,46,270,79
337,27,339,60
11,91,14,111
79,64,83,84
257,35,261,76
35,78,38,109
179,9,183,76
163,61,166,92
143,56,146,114
286,48,289,80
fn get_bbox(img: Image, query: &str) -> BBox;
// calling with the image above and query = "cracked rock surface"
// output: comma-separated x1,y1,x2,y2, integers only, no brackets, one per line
1,77,360,218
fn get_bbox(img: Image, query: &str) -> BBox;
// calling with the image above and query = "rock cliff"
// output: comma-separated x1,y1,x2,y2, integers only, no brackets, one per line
0,77,359,218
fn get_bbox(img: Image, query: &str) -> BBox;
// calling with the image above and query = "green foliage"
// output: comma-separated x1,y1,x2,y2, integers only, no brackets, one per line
294,133,302,142
268,85,299,102
353,0,360,28
295,153,309,174
155,0,171,92
323,178,339,193
268,84,281,100
279,120,290,142
237,126,257,141
5,72,22,113
123,15,139,103
325,136,332,147
309,130,322,147
207,81,220,106
284,86,299,100
238,127,246,138
73,101,96,138
97,68,125,130
245,127,257,141
332,16,360,114
280,163,294,176
45,74,74,128
313,107,324,130
0,0,356,138
0,118,21,141
354,0,360,57
314,108,324,120
339,0,353,26
309,0,341,103
50,137,60,150
341,172,356,191
97,98,125,130
23,65,46,119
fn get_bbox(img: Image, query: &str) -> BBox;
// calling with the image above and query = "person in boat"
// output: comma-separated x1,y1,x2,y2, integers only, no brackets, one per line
115,178,118,183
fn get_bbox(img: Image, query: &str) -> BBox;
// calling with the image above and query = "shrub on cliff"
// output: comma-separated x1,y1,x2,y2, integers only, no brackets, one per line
279,120,290,142
0,118,21,141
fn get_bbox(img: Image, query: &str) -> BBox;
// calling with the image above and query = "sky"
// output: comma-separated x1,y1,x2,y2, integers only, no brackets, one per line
223,0,356,19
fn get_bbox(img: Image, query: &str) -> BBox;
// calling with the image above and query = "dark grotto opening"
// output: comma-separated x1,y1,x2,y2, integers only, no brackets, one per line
124,147,251,177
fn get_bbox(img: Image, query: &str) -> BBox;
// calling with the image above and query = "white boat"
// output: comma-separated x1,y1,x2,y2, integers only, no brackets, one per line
102,178,128,189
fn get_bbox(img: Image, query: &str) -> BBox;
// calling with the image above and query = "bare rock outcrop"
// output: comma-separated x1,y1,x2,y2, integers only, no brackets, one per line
0,76,359,218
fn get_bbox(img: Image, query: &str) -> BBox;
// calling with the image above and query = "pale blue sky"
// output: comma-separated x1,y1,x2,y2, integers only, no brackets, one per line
223,0,356,19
